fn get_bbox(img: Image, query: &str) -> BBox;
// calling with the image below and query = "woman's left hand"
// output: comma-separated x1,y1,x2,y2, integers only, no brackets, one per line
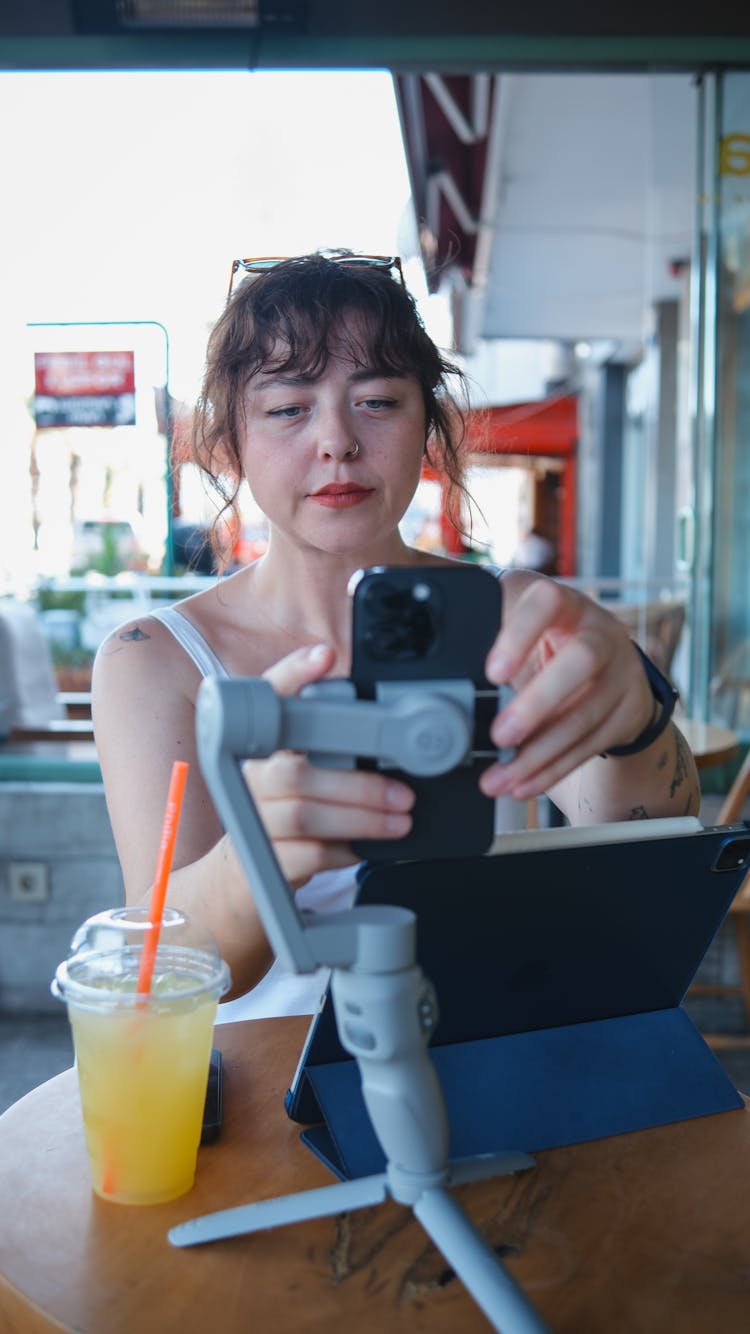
479,571,659,801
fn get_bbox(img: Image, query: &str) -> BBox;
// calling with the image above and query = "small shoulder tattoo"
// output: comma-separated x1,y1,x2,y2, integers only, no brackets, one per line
99,623,152,656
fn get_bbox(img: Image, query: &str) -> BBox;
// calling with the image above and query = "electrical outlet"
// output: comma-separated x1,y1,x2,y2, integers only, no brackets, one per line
8,862,50,903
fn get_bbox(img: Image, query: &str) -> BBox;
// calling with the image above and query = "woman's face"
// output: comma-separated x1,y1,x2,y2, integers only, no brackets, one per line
238,331,427,559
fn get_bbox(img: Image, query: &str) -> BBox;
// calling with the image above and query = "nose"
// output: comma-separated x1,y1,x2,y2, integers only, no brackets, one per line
316,404,359,461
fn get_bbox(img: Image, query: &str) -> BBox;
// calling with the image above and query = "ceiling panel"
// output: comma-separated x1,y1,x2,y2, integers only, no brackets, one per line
398,71,697,350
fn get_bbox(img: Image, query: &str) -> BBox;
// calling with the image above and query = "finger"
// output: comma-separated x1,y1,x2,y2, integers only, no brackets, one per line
281,840,362,889
486,577,584,683
263,794,413,844
481,709,610,799
500,637,654,759
245,751,415,812
262,643,336,697
491,630,616,749
481,657,651,799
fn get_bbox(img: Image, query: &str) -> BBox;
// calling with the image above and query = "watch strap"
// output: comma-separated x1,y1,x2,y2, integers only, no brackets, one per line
604,643,679,757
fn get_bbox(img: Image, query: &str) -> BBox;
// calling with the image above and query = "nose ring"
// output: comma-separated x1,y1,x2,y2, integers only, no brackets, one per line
350,440,360,457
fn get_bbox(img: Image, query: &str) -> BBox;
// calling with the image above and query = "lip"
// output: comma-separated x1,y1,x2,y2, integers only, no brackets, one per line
308,483,373,509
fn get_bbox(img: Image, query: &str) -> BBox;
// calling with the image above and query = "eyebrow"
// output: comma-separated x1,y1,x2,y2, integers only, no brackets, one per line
254,367,406,391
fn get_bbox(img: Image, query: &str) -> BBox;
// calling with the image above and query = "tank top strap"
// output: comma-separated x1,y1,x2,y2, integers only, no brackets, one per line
149,606,228,679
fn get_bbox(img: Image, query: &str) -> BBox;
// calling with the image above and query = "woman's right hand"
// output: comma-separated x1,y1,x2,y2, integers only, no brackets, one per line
243,645,415,887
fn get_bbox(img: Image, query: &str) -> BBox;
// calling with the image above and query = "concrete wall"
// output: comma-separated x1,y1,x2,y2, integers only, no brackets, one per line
0,783,123,1014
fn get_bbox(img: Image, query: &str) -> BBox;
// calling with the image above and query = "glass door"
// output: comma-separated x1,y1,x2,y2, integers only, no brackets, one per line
692,72,750,736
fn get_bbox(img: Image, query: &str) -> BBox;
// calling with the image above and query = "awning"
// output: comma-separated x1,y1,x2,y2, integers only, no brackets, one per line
464,394,578,457
423,393,578,570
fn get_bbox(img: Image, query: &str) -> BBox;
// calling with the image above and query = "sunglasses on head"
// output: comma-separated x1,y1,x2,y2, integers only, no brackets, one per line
227,253,405,300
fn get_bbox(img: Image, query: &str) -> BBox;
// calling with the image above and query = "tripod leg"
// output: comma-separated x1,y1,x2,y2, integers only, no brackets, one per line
414,1188,553,1334
168,1174,388,1248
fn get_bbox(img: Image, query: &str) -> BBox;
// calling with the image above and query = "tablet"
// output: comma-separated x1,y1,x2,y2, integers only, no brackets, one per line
284,818,750,1178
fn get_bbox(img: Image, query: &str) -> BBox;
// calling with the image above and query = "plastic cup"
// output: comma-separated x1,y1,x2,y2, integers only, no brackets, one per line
52,906,231,1206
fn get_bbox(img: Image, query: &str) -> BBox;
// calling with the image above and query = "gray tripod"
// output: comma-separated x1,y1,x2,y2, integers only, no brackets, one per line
168,676,552,1334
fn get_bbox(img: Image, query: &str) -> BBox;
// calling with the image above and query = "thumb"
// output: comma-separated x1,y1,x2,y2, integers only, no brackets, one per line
262,643,336,698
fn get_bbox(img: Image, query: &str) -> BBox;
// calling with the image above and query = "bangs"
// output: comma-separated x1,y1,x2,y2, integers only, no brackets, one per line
253,312,419,383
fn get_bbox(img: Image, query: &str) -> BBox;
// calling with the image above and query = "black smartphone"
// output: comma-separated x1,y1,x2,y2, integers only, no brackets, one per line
200,1047,223,1144
349,564,504,862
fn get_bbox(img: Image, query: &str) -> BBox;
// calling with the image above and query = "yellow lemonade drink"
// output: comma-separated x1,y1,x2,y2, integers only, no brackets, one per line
69,983,219,1205
53,907,231,1207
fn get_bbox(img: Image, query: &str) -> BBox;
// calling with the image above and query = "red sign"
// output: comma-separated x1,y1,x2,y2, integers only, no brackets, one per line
35,351,135,397
34,351,136,428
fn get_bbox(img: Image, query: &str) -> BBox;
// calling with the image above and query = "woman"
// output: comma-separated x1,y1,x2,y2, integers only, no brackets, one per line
92,251,700,1018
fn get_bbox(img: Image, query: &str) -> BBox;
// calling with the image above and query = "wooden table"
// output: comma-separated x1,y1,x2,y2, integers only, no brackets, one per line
676,717,740,771
1,1017,749,1334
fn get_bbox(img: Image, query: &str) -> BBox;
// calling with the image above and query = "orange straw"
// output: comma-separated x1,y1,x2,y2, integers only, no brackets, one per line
136,760,190,996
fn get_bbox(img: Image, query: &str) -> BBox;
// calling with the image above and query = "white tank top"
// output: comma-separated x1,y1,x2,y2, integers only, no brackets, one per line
149,606,227,678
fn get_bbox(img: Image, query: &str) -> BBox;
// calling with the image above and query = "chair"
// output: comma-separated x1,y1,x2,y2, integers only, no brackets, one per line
689,747,750,1033
0,599,93,743
710,637,750,732
605,598,686,681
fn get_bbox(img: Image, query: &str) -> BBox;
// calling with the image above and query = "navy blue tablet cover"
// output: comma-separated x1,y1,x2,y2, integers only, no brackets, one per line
285,821,750,1180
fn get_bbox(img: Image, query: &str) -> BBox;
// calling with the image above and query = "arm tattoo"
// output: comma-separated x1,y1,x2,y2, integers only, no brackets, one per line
669,730,690,799
627,805,649,821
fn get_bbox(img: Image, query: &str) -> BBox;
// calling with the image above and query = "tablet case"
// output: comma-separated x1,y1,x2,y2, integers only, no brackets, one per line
285,818,750,1180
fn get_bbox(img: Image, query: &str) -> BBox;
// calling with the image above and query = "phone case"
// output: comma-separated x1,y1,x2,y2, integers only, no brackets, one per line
349,564,502,861
200,1047,223,1144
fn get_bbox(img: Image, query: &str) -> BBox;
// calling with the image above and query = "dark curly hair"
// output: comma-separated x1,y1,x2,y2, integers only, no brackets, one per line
188,251,471,565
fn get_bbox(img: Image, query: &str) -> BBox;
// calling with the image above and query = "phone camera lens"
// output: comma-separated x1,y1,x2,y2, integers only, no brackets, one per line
363,580,440,660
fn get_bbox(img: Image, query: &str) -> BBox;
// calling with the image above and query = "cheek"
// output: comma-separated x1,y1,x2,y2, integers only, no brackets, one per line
242,434,290,473
392,433,426,493
380,407,425,475
240,446,296,509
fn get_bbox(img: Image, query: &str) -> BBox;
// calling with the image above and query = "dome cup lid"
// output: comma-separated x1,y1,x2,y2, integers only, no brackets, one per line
52,906,231,1010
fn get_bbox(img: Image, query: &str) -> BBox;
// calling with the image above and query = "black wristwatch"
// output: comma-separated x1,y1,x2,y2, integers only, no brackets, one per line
604,643,679,757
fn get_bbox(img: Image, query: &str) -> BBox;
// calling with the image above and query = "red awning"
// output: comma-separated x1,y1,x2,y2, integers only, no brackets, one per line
421,392,579,572
464,394,578,457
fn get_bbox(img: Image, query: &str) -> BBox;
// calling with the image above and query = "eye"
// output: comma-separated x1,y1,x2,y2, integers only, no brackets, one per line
361,396,397,410
267,404,304,419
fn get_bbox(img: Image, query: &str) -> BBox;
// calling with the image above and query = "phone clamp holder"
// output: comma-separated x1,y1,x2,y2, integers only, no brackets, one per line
168,676,550,1334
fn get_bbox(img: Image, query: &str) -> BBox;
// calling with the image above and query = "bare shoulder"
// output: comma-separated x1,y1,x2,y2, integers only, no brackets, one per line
498,566,549,603
92,611,198,696
91,609,204,788
95,616,159,660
